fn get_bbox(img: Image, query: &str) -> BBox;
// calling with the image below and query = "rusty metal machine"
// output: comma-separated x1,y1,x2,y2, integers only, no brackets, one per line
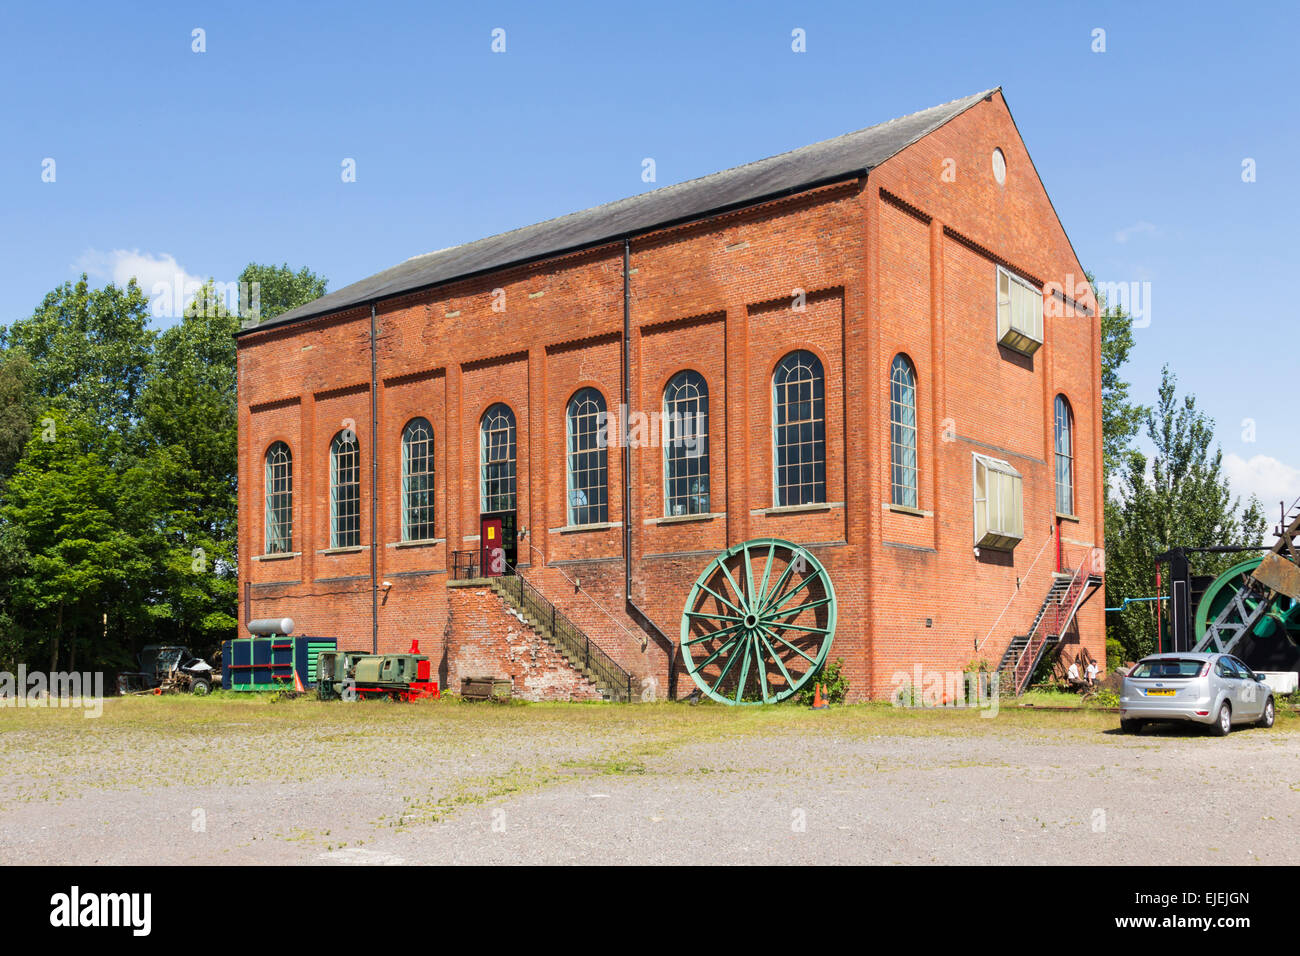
117,645,215,695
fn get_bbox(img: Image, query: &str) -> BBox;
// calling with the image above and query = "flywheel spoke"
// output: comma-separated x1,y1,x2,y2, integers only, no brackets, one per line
765,629,819,664
708,638,746,695
764,595,832,621
771,621,831,636
697,634,743,672
734,634,753,703
765,573,815,615
683,620,746,646
753,636,771,703
758,629,798,689
686,608,743,623
695,581,744,616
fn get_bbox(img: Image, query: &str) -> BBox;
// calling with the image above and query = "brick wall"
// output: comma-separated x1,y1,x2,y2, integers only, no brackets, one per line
236,90,1104,702
444,584,603,702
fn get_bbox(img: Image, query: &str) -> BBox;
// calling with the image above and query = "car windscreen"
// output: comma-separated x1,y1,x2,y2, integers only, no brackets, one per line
1130,659,1204,679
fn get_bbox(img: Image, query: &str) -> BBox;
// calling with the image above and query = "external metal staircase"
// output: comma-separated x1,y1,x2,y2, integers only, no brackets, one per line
998,548,1103,695
487,573,635,702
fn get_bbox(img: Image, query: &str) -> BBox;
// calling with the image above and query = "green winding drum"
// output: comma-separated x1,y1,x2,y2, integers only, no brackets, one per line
1195,556,1300,643
680,538,837,705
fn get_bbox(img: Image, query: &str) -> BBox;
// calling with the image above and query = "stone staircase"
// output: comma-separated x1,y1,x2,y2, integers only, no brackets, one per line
486,575,635,702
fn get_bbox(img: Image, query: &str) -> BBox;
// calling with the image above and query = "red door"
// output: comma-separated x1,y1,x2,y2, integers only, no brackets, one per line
480,517,504,577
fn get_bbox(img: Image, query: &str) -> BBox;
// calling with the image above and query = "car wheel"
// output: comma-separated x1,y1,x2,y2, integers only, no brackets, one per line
1257,697,1275,729
1211,702,1232,736
191,678,211,696
1120,719,1143,734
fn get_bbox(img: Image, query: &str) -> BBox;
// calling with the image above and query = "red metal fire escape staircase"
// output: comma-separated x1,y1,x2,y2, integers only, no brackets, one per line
997,549,1103,696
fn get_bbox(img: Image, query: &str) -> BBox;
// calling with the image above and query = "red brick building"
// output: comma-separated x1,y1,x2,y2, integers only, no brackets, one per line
235,88,1104,702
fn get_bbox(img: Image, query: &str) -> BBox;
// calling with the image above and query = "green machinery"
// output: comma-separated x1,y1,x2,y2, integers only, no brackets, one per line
1194,501,1300,665
316,643,439,701
680,538,837,705
1195,556,1300,644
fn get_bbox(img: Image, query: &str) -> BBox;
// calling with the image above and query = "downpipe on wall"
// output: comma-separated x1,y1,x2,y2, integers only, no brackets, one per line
623,237,678,700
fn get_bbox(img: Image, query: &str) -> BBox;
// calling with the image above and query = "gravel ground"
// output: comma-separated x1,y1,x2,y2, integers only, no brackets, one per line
1,696,1296,865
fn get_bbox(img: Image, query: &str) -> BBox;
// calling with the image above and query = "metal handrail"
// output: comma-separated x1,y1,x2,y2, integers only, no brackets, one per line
494,568,634,702
519,540,646,650
451,550,480,580
1014,547,1096,691
976,530,1055,655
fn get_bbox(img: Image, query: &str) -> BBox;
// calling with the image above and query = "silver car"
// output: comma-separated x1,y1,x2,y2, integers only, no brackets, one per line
1119,652,1275,736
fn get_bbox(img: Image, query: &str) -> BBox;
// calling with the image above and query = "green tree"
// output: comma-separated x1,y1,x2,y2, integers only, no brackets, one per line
0,349,37,485
0,412,156,671
137,281,241,647
2,275,154,436
0,265,326,670
239,263,328,324
1097,298,1145,492
1105,366,1266,661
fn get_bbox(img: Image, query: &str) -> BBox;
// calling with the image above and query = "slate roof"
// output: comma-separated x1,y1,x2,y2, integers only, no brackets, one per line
240,88,997,335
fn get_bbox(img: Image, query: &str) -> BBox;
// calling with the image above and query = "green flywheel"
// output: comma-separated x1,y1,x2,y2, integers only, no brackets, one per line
1195,555,1300,643
680,538,837,705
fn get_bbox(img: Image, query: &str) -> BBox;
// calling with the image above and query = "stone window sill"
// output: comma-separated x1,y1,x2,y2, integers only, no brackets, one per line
753,502,844,516
550,521,622,534
650,512,724,526
387,538,446,549
885,503,932,518
252,551,300,561
317,546,368,555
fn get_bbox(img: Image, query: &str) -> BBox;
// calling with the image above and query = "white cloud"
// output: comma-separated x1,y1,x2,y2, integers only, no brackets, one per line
1223,453,1300,510
75,248,207,319
1113,220,1159,244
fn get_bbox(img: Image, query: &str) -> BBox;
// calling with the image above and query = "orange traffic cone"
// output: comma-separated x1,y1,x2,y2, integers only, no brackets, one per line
293,669,306,693
812,683,827,709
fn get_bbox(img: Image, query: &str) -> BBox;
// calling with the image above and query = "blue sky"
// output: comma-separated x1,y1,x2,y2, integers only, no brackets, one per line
2,0,1297,513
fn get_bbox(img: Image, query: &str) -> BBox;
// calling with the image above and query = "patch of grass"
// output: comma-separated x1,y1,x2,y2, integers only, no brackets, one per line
1017,689,1084,708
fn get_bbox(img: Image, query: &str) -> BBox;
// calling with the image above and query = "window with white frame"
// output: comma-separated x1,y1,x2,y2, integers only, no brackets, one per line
480,404,516,513
264,441,293,553
401,417,435,541
330,431,361,548
889,355,918,508
972,453,1023,550
996,266,1043,356
1054,395,1074,516
663,370,709,516
566,388,608,525
772,350,826,506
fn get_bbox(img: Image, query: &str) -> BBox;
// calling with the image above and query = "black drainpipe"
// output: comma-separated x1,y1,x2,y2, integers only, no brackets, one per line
369,301,379,654
622,238,678,699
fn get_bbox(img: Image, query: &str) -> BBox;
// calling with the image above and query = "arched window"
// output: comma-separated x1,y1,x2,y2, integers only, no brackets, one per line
264,441,293,553
772,351,826,506
480,404,516,513
1054,394,1074,515
329,430,361,548
567,388,608,525
663,370,710,516
890,355,918,508
401,418,435,541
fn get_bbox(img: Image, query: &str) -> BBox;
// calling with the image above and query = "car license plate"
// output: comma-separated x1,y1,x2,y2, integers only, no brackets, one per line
1145,689,1175,697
